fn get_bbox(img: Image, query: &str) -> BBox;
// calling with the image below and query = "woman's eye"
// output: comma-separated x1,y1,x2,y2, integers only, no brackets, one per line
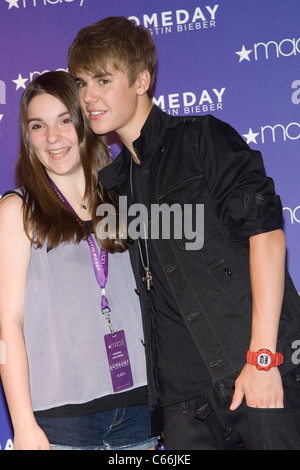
30,124,42,131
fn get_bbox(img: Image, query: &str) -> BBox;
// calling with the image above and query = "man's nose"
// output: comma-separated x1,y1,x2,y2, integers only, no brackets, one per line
83,84,99,104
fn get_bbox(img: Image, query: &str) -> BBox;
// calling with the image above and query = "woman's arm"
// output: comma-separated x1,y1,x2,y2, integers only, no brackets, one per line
0,194,50,449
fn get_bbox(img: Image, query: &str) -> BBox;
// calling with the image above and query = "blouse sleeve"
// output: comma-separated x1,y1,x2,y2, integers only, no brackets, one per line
199,115,283,244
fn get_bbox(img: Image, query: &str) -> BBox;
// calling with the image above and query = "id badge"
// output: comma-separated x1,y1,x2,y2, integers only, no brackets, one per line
104,329,134,392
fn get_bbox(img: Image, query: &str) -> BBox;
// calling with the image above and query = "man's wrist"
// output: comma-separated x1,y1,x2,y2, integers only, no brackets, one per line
246,348,283,371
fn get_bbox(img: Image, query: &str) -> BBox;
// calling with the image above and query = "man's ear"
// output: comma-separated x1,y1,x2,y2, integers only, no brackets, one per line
136,70,151,96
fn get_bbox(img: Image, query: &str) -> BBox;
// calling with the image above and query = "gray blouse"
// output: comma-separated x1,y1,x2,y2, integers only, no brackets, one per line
23,236,147,412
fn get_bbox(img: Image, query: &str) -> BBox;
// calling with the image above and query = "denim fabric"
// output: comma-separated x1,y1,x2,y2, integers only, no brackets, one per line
36,405,158,450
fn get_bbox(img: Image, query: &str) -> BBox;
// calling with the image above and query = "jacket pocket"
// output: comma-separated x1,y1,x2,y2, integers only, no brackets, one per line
205,255,252,318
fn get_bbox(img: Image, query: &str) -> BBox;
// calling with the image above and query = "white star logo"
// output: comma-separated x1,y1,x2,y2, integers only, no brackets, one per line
5,0,20,9
242,128,260,144
235,45,252,62
12,73,28,90
0,115,3,122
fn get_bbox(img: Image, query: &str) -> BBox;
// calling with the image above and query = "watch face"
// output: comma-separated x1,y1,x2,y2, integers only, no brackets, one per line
258,353,271,368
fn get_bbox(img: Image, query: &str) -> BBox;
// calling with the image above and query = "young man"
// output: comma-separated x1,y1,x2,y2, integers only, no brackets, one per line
68,16,300,450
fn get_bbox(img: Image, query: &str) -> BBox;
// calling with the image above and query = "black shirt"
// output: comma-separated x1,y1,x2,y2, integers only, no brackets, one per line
146,241,211,405
130,156,212,406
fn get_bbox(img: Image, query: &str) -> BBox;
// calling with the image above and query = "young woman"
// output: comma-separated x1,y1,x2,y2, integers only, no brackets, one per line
0,71,157,450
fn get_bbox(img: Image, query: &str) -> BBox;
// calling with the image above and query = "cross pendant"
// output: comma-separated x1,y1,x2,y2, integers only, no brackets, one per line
142,267,153,291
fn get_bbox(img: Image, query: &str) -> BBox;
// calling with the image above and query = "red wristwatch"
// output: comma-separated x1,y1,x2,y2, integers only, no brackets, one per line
246,349,283,371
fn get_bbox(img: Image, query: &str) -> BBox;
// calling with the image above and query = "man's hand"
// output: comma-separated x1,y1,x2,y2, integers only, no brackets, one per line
230,363,284,410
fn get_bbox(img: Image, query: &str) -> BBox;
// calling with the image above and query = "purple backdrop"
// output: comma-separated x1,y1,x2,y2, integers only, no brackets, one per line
0,0,299,449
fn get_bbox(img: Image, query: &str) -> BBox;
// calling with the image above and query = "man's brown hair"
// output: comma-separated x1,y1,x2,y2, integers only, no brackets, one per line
68,16,157,99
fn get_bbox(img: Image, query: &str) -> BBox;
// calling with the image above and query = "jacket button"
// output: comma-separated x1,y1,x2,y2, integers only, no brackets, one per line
195,404,210,420
187,312,199,321
167,264,177,273
210,359,223,367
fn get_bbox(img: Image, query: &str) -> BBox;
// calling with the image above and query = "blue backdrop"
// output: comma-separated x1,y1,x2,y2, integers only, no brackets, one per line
0,0,299,449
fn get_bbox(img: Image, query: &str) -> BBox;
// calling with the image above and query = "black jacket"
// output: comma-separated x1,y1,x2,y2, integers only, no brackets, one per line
99,105,300,432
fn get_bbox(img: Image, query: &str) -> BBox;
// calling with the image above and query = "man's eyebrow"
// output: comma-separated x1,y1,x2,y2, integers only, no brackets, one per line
74,72,113,81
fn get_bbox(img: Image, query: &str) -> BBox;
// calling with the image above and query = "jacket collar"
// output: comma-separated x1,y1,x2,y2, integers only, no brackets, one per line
99,105,173,190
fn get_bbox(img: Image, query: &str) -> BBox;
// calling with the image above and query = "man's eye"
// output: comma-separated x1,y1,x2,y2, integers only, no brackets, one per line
76,81,86,89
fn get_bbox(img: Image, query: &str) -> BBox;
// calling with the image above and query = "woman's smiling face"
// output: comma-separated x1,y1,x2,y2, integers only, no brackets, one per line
27,93,81,178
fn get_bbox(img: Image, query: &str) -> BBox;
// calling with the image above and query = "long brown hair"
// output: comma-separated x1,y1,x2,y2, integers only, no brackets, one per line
16,70,127,253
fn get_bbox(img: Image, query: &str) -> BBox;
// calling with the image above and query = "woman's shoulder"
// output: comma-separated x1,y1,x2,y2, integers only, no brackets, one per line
0,190,25,223
0,189,30,252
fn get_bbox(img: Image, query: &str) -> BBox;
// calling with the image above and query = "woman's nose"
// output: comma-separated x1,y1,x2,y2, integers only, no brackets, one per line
46,127,61,144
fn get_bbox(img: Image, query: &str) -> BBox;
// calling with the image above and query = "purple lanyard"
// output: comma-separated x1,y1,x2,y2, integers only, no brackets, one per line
48,178,110,314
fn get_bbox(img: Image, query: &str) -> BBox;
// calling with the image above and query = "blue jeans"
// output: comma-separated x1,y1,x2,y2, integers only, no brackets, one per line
36,405,158,450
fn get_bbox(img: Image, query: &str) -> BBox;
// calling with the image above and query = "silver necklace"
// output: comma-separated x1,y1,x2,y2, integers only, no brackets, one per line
130,157,153,291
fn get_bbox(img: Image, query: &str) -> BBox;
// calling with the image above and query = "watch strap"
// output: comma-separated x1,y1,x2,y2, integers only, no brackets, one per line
246,348,283,371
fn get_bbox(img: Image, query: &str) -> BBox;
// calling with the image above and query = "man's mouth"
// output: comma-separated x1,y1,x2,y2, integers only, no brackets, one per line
89,110,106,119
